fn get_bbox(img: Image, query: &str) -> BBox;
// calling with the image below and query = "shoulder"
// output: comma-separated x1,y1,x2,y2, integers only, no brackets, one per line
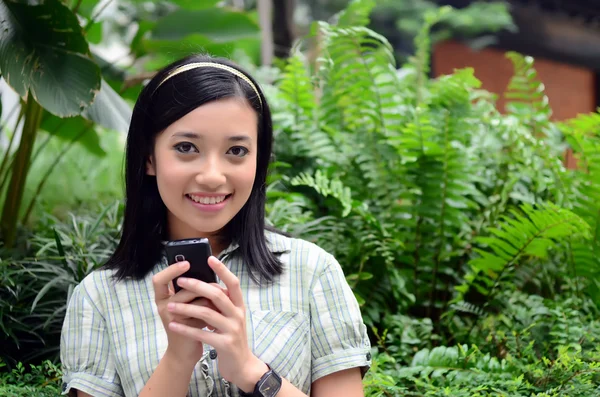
69,268,122,312
265,230,338,279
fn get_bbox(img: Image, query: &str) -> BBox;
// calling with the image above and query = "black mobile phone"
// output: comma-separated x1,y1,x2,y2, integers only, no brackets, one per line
164,238,216,292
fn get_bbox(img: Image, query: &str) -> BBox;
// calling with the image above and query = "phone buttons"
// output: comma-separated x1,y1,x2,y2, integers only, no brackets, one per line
175,254,185,262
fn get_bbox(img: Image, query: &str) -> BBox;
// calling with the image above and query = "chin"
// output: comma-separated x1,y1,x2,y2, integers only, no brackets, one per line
187,220,229,236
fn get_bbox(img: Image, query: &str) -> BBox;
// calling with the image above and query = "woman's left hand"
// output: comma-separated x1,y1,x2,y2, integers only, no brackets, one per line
167,256,269,392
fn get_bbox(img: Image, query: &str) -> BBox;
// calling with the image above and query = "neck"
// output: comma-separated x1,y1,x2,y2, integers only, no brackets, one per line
166,217,230,256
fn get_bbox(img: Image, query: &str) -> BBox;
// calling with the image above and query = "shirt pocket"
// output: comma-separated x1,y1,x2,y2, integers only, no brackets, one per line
248,310,310,389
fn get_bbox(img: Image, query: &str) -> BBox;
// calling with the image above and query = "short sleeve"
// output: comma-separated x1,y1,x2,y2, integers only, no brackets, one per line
60,279,123,397
309,254,372,382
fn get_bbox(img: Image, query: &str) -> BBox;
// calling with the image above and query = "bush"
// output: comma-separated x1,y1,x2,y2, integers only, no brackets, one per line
0,202,121,366
0,359,62,397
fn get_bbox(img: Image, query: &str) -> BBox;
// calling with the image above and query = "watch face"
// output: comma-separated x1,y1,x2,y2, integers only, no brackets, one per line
258,373,281,397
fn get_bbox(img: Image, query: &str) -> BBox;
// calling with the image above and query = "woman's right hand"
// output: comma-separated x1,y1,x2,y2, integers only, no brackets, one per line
152,261,217,367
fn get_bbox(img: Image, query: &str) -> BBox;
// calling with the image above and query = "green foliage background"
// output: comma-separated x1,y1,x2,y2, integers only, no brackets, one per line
1,0,600,396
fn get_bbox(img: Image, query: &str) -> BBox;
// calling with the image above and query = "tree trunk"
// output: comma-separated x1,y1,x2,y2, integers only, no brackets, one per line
272,0,296,59
0,97,43,247
257,0,274,66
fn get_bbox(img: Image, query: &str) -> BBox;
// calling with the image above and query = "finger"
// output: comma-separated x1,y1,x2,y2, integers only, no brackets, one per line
176,316,209,330
152,261,190,300
171,294,219,314
169,321,220,346
170,288,205,304
207,256,244,308
168,283,227,304
168,302,229,332
208,283,229,297
189,298,219,313
177,278,237,318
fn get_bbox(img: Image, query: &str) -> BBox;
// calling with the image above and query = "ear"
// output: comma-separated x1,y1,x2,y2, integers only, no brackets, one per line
146,156,156,176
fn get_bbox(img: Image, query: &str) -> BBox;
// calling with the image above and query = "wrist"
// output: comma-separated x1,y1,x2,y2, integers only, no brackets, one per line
163,348,197,373
237,355,269,394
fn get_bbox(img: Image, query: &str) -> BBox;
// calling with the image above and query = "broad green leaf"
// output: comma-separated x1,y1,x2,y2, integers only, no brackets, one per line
39,113,105,157
131,20,156,57
81,80,132,134
143,35,259,69
129,0,221,7
0,0,101,117
86,21,103,44
73,0,99,19
92,51,127,82
168,0,222,9
150,8,260,43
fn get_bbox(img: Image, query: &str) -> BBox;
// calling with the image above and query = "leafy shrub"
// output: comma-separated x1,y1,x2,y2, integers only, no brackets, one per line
0,202,121,365
0,359,62,397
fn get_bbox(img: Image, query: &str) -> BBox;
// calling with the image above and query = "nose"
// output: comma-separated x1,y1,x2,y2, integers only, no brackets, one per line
196,155,226,190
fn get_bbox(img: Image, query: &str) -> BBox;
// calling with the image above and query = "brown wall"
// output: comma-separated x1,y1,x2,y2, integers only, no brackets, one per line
432,40,597,169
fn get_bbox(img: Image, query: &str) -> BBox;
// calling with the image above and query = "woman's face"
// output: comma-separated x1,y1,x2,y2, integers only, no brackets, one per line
147,97,258,242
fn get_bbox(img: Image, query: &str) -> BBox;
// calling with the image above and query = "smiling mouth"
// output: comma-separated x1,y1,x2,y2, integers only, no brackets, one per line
186,194,232,205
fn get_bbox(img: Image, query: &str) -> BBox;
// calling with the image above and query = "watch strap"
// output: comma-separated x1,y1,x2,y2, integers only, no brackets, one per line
238,364,282,397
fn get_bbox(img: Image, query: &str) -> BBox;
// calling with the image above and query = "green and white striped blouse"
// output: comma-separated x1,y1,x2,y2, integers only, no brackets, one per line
60,230,372,396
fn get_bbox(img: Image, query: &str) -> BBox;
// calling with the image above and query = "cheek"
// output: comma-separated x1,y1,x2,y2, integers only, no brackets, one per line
154,157,186,194
236,158,257,191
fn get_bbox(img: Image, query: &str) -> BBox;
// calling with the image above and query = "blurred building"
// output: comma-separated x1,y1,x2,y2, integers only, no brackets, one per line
432,0,600,167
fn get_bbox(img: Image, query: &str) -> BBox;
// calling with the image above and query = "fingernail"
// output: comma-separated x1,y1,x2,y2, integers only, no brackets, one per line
169,322,181,330
167,303,175,310
178,277,189,284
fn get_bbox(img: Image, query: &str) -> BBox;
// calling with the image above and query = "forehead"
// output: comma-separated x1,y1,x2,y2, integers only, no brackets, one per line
162,97,258,140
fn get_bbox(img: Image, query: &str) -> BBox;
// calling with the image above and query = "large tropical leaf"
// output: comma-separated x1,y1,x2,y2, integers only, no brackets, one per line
82,80,132,134
39,113,105,157
149,8,260,43
0,0,101,117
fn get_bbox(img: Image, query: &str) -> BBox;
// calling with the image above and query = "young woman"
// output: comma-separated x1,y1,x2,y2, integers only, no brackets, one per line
60,54,371,397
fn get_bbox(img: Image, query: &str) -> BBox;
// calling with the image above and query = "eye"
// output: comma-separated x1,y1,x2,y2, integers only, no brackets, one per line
174,142,198,154
227,146,249,157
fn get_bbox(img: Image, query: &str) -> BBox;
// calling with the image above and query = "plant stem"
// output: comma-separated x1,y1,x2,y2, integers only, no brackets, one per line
0,105,25,188
72,0,83,14
29,118,69,168
21,123,93,225
84,0,114,32
0,97,43,247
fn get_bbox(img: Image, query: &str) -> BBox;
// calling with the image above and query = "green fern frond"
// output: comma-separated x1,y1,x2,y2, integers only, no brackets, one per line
278,53,315,128
276,53,338,164
316,22,400,137
334,0,376,27
429,68,482,113
458,204,590,301
502,52,574,207
314,21,409,213
289,170,353,217
560,111,600,238
504,52,552,128
410,6,453,105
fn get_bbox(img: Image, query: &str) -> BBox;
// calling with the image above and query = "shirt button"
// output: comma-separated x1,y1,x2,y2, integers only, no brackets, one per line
366,352,371,360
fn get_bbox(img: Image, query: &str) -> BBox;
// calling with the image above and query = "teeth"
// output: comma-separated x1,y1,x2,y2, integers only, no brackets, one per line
189,195,227,205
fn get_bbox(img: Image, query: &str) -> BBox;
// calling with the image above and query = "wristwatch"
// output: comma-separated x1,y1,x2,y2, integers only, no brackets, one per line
238,364,282,397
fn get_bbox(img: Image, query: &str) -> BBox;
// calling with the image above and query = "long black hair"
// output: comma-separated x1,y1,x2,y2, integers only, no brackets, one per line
104,54,283,283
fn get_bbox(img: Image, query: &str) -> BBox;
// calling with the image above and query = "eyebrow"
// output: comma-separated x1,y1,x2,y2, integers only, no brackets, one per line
172,132,252,142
